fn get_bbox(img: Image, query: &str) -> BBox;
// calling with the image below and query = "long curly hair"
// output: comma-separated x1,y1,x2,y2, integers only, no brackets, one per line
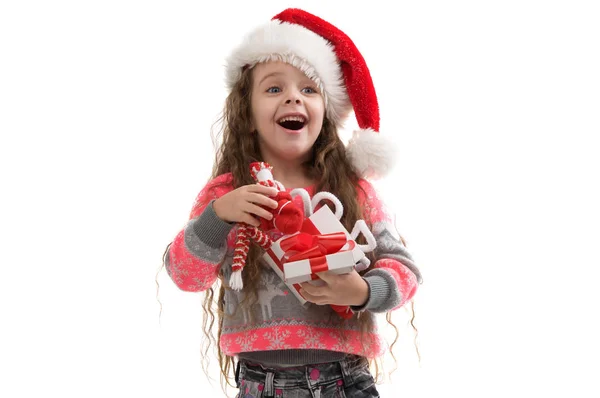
158,65,419,395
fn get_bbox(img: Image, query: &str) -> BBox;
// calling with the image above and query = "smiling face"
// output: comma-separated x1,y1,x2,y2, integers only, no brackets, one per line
250,61,325,165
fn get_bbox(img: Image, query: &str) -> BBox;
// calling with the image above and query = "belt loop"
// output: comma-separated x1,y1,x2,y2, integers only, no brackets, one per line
339,357,354,387
263,370,275,397
234,360,241,388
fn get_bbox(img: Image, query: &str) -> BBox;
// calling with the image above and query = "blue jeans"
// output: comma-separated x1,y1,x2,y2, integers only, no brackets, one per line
235,355,380,398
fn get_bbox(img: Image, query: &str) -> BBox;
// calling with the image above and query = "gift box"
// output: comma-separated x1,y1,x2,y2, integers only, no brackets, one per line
281,236,365,285
263,205,368,305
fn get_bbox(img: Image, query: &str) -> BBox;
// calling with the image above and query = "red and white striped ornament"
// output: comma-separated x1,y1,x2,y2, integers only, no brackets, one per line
230,162,294,290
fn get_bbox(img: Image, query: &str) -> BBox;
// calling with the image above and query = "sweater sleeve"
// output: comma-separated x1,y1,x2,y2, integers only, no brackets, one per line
165,173,235,292
351,179,422,313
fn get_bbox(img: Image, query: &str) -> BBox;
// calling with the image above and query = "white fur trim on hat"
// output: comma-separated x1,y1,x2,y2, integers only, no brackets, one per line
225,21,352,126
346,128,398,180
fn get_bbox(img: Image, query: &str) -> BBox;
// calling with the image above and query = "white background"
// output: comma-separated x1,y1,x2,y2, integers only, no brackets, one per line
1,1,599,397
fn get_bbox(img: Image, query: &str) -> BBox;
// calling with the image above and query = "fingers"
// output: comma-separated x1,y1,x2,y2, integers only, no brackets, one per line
300,274,359,306
244,202,274,221
299,288,326,305
225,184,279,226
314,271,337,284
300,291,329,305
247,184,279,198
300,282,329,304
247,192,279,209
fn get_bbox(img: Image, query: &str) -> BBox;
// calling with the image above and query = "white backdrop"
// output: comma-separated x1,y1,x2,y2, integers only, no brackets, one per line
1,1,599,397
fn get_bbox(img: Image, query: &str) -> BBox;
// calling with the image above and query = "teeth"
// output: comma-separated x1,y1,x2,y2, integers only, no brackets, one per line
278,115,306,123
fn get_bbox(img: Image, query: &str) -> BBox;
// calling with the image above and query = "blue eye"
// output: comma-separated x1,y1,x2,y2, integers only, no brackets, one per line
302,87,317,94
267,86,281,93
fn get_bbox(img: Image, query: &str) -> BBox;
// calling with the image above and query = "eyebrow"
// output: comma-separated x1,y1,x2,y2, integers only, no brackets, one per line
258,72,284,86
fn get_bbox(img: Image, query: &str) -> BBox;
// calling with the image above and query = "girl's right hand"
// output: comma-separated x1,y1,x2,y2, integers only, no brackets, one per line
213,184,279,227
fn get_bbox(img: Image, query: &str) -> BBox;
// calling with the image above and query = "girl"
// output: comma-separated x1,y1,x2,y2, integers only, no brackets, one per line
164,8,422,398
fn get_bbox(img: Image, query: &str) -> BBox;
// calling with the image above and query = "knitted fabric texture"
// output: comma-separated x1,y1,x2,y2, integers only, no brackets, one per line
166,173,420,361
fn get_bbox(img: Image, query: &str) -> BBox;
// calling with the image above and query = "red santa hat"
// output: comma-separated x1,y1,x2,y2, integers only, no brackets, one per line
225,8,397,179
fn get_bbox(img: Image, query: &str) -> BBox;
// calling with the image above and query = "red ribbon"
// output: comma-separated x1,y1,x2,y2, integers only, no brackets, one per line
306,257,328,278
280,232,347,263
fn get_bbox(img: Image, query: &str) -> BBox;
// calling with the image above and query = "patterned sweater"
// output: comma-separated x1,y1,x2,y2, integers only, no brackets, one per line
166,173,422,365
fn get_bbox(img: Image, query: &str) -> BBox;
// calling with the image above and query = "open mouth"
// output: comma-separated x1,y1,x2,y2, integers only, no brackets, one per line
277,115,306,131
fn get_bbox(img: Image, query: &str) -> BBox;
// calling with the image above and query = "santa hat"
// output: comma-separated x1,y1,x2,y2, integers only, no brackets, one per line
225,8,397,179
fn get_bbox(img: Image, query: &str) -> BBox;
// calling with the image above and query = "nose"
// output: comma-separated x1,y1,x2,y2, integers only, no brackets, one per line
285,90,302,105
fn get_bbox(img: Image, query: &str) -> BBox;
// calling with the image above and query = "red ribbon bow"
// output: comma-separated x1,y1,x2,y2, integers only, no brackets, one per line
280,232,347,263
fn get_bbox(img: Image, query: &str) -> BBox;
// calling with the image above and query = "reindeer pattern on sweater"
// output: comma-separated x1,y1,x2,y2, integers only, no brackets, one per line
166,173,422,359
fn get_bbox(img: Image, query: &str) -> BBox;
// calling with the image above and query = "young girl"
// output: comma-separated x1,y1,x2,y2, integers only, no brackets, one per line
164,8,422,398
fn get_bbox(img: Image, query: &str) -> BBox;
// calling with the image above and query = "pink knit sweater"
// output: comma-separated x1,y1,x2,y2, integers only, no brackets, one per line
166,173,421,363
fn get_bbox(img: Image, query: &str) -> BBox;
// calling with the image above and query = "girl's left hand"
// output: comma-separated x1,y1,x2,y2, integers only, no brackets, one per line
299,270,369,307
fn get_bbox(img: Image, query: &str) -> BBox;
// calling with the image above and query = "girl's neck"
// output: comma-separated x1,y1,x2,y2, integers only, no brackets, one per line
277,175,315,191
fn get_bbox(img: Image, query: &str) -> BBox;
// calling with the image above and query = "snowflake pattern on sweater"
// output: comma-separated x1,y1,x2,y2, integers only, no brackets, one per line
165,173,421,361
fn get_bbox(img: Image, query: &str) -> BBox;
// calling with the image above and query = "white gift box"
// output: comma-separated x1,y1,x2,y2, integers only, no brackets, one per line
282,240,365,285
263,205,367,302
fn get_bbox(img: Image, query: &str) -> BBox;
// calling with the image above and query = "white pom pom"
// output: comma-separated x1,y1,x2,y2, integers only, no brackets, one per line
346,128,397,179
229,270,243,291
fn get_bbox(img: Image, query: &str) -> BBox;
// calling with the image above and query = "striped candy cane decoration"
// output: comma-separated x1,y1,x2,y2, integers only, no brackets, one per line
229,162,279,290
230,224,274,290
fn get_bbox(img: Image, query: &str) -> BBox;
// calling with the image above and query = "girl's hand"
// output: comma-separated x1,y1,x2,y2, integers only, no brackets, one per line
299,270,369,307
213,184,279,227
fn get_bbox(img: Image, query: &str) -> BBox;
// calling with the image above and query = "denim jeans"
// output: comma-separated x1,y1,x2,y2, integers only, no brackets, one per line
234,355,380,398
